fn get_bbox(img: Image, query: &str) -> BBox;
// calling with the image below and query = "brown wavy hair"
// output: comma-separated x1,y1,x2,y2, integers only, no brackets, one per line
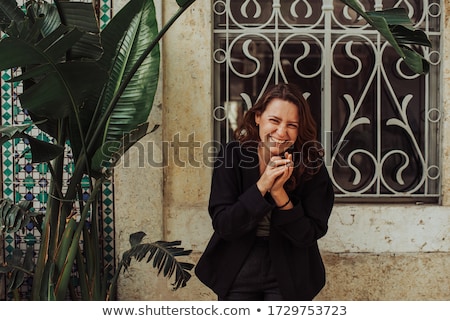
235,83,323,190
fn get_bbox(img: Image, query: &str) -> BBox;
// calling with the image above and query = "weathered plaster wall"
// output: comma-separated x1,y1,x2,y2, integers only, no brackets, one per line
114,0,166,299
316,252,450,300
114,0,214,300
115,0,450,300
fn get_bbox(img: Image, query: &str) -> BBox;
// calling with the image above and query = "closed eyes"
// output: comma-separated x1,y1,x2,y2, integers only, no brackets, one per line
268,117,298,128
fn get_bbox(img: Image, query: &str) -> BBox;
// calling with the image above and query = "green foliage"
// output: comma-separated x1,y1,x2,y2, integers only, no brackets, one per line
0,199,37,299
0,247,34,298
0,121,64,162
341,0,431,74
0,0,196,300
107,232,194,300
0,199,35,234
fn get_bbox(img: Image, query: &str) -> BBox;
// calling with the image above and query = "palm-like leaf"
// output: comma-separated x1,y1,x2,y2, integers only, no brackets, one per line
0,198,34,233
120,232,194,291
340,0,431,74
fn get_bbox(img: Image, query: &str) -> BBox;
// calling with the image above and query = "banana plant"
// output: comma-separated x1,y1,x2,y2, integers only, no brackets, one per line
0,0,196,300
0,198,194,300
340,0,431,74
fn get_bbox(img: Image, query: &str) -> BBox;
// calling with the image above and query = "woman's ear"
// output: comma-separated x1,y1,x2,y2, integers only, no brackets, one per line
255,112,261,126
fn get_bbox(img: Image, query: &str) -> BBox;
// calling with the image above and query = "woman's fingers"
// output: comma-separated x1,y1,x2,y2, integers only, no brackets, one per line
267,157,292,168
258,154,293,194
270,154,293,191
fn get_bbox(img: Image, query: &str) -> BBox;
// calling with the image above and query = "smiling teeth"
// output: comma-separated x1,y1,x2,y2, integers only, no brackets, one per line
270,137,286,144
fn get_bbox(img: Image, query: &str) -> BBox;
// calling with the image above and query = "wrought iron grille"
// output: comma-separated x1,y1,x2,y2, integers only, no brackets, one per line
213,0,443,200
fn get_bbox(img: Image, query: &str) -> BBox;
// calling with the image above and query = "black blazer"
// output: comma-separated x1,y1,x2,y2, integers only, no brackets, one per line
195,141,334,300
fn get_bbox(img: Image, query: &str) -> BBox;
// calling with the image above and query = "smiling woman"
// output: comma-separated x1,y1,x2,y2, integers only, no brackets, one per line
236,83,323,191
195,83,334,301
254,98,299,160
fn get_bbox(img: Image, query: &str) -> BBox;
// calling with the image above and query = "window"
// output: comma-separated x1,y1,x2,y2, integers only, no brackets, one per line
213,0,443,201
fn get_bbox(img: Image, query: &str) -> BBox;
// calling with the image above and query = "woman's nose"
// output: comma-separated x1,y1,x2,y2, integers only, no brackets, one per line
276,124,288,137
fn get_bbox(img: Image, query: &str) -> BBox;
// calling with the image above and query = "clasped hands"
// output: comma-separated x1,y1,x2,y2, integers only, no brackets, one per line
256,152,293,204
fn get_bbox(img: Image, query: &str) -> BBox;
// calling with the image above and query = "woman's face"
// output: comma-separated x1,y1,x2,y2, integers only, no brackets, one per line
255,98,299,156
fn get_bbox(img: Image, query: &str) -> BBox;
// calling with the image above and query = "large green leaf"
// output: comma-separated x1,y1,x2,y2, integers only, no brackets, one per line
101,0,160,141
340,0,431,74
0,0,25,32
1,1,59,43
90,122,154,174
45,0,106,163
0,122,64,162
0,24,107,120
27,0,62,37
55,0,103,60
88,0,160,170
